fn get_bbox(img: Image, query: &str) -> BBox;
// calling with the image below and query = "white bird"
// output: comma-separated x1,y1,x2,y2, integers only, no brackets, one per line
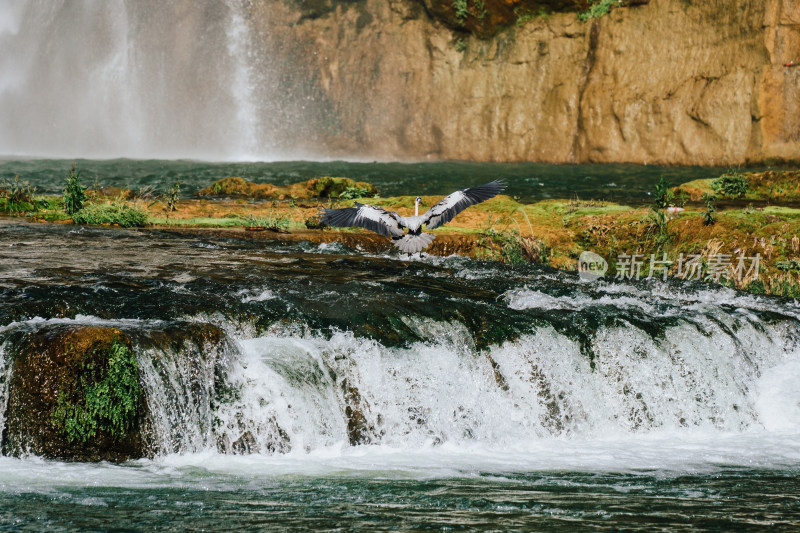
320,180,507,253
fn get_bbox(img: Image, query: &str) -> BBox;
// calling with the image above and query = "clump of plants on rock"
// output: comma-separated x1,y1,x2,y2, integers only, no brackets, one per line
453,0,486,22
578,0,620,21
51,339,141,444
0,175,40,214
711,171,749,199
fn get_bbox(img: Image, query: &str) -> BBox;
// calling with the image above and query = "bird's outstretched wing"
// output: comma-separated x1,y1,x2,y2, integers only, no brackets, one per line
421,180,506,230
320,203,406,238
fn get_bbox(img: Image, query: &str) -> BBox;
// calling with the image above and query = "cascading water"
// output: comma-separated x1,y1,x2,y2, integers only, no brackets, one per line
127,306,799,457
1,219,800,529
0,343,9,451
0,0,293,160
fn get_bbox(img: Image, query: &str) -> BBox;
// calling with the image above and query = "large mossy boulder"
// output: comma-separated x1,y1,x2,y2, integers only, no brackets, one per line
198,176,377,200
1,326,150,461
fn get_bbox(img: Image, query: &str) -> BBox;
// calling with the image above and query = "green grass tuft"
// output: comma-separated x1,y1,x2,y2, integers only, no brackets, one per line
72,203,148,227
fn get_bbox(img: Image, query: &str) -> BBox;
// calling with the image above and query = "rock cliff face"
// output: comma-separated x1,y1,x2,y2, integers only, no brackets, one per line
255,0,799,165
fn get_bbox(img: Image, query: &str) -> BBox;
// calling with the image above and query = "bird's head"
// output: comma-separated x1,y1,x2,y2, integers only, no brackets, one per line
415,196,422,206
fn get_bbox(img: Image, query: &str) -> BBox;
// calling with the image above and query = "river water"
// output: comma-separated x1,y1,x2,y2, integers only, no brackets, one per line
0,157,733,205
1,215,799,530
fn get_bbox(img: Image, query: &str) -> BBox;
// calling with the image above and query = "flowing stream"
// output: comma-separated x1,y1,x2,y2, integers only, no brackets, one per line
1,217,799,530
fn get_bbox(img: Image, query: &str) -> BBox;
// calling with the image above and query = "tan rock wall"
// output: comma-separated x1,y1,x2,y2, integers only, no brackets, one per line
256,0,799,165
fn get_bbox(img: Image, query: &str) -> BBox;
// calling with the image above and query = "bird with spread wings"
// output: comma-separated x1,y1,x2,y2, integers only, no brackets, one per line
320,180,506,253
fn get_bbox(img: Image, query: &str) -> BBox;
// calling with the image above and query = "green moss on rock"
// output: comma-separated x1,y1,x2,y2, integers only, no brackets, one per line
1,326,150,462
51,339,140,444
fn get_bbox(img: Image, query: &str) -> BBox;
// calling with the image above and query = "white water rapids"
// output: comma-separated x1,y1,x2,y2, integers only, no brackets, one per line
4,286,799,471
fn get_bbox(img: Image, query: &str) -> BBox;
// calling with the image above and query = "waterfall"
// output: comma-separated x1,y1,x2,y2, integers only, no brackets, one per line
0,0,283,160
0,307,799,457
133,313,800,456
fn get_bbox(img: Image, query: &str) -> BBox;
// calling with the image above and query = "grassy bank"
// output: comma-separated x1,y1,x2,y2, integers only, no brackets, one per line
2,170,800,297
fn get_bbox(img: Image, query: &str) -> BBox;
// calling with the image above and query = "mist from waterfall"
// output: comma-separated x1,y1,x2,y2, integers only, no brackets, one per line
0,0,299,160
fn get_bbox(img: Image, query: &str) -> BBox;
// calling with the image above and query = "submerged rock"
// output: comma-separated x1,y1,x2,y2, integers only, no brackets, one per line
2,326,151,462
343,383,375,445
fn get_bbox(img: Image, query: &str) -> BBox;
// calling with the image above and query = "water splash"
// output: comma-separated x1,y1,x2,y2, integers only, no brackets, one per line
0,342,10,450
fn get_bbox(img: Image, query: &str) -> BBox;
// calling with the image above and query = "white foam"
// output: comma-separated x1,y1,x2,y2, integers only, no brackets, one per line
1,430,799,491
505,283,800,321
132,314,797,460
0,315,165,335
756,359,800,432
237,288,276,303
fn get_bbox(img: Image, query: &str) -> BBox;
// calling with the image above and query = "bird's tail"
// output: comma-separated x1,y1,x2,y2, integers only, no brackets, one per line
393,233,435,254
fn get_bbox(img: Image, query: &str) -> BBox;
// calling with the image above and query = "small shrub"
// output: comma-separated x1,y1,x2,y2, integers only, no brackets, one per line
455,37,467,52
648,208,671,248
165,180,180,212
63,164,88,215
711,171,749,199
653,177,675,209
701,193,717,226
578,0,618,21
1,175,38,214
72,202,148,227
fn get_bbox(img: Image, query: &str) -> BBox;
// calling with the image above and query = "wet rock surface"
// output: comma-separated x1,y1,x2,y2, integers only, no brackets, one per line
1,326,150,462
0,319,233,462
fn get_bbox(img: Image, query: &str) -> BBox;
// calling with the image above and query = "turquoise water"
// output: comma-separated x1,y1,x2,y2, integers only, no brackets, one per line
0,158,739,204
1,451,799,531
